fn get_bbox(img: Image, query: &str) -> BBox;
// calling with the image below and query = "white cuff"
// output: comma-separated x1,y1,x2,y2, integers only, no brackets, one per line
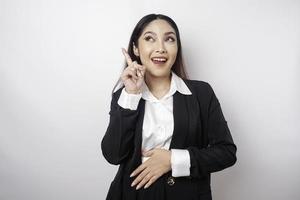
171,149,191,177
117,88,142,110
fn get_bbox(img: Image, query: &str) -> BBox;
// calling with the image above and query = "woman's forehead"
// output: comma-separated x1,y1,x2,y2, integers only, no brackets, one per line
141,19,176,35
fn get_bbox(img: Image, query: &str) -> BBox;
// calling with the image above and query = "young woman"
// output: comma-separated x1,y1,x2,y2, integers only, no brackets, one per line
101,14,237,200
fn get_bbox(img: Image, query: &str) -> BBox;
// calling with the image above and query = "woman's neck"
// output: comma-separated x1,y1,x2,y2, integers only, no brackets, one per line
145,72,172,99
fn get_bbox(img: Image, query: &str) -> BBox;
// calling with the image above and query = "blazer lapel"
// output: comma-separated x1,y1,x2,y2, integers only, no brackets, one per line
169,91,189,149
134,99,145,164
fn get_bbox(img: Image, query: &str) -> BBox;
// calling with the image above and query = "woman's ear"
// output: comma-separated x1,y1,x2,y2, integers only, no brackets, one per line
133,44,139,57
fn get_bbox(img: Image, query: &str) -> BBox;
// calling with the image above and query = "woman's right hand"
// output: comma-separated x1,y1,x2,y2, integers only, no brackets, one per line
120,48,146,94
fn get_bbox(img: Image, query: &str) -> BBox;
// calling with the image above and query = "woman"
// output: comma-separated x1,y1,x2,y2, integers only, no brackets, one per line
101,14,237,200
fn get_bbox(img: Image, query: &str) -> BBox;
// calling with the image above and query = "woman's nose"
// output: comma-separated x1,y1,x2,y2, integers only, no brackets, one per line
155,40,166,53
155,48,166,53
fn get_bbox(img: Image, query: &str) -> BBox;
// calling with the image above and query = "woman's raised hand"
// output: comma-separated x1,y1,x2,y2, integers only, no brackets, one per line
121,48,146,94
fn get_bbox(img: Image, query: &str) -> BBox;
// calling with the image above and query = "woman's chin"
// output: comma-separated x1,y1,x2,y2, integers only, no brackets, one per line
145,69,171,78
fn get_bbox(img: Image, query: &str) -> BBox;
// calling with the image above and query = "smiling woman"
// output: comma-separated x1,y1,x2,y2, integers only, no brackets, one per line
101,13,237,200
132,19,178,81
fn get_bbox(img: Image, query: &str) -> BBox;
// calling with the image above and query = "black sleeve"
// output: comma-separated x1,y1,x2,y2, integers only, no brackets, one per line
101,88,140,165
187,83,237,178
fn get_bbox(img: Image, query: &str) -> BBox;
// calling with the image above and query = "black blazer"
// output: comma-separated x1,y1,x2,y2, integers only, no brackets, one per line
101,79,237,200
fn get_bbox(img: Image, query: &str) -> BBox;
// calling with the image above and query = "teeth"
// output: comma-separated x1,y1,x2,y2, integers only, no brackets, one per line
152,58,167,62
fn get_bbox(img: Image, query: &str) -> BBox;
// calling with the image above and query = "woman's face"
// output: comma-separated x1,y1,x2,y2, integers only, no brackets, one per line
134,19,178,78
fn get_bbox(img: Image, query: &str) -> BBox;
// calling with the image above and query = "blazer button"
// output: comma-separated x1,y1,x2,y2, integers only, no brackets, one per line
167,176,175,186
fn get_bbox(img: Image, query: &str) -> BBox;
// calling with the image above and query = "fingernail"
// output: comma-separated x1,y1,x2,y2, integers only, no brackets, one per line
136,185,140,190
144,185,149,189
131,182,135,187
130,173,134,177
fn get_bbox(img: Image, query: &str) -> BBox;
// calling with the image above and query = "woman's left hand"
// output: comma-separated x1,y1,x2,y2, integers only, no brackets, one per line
130,148,171,190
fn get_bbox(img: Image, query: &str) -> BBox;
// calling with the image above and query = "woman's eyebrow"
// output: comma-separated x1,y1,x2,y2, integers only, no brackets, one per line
143,31,176,36
165,31,176,36
143,31,155,36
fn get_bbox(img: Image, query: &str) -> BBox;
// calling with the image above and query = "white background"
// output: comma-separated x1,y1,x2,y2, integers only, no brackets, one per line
1,0,299,199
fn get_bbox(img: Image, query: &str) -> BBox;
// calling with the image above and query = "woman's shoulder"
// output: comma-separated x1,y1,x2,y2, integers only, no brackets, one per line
182,79,219,109
182,79,215,96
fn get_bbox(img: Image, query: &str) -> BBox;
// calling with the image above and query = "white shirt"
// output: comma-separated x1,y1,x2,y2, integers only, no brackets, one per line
116,71,192,177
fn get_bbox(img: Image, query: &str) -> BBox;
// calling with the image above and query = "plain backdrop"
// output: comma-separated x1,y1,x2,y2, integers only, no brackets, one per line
1,0,299,199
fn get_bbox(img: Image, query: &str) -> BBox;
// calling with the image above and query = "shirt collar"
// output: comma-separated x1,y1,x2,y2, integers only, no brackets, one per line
141,71,192,102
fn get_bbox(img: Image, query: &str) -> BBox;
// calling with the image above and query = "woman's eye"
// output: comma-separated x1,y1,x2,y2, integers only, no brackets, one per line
145,36,154,41
166,37,176,42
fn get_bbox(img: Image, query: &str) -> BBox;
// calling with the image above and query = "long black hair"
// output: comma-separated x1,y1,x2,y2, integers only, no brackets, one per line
111,14,189,95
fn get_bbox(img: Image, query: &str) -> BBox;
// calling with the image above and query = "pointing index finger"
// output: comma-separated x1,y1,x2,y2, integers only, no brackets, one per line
122,48,133,65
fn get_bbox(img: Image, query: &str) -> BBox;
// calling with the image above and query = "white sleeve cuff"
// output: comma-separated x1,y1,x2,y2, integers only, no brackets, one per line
117,88,142,110
170,149,191,177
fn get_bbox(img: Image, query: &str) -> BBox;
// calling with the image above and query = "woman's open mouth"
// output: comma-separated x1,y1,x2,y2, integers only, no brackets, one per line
151,57,168,65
